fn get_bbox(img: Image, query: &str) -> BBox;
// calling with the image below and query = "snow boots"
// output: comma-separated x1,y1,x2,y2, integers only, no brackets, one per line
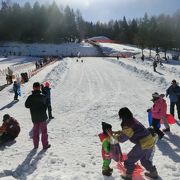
121,174,132,180
43,144,51,150
48,109,54,119
163,128,170,132
102,167,113,176
145,169,158,179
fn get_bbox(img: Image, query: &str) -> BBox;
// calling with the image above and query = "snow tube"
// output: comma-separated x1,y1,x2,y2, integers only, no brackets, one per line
166,114,176,124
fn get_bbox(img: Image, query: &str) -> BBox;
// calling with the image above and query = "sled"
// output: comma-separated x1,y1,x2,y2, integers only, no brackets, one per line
117,153,144,180
165,114,176,124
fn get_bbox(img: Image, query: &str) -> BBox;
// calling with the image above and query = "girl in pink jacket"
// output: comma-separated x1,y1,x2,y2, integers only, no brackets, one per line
150,92,165,139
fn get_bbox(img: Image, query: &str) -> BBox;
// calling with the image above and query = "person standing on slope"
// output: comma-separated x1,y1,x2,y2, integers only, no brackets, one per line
25,82,51,150
41,81,54,119
153,59,157,72
98,122,113,176
13,81,20,101
166,80,180,120
147,92,165,139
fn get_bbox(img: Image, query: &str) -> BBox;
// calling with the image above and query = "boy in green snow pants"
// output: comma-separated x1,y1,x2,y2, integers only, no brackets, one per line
98,122,113,176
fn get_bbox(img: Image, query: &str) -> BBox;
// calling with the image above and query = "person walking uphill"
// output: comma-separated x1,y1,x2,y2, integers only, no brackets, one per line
109,107,158,180
41,81,54,119
166,80,180,120
25,82,51,150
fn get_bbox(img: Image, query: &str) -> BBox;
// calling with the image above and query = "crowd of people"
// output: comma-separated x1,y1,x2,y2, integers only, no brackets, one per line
1,73,180,180
98,79,180,179
1,81,53,149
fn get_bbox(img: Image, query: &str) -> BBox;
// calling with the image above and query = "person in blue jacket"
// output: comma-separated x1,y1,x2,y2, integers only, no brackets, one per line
166,80,180,120
13,81,20,101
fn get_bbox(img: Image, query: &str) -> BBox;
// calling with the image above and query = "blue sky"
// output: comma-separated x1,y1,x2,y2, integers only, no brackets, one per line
11,0,180,22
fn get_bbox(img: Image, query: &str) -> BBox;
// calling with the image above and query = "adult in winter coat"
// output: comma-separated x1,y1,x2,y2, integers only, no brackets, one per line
148,92,165,139
41,81,54,119
25,82,50,149
109,107,158,180
166,80,180,120
13,81,20,101
0,114,20,144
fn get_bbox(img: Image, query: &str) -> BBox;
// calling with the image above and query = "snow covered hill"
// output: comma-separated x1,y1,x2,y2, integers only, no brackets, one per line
0,42,100,57
0,48,180,179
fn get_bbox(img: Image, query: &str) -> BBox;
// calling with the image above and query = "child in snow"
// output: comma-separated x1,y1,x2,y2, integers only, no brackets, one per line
109,107,158,180
98,122,122,176
98,122,113,176
147,92,165,139
0,114,20,144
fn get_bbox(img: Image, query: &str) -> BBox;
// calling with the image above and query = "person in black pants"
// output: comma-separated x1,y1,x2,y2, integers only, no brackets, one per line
41,82,54,119
166,80,180,120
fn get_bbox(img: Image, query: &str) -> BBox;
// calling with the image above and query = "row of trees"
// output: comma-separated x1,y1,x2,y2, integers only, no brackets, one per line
0,1,180,55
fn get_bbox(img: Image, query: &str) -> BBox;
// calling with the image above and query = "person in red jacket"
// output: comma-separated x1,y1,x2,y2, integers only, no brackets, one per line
0,114,20,144
98,122,113,176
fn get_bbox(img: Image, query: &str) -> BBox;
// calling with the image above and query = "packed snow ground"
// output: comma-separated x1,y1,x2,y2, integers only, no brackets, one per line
0,45,180,180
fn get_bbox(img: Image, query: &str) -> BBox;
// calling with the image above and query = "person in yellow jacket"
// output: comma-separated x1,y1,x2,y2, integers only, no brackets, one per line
109,107,158,180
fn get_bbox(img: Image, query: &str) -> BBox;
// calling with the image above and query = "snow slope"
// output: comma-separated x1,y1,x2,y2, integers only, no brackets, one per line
0,42,99,57
0,54,180,180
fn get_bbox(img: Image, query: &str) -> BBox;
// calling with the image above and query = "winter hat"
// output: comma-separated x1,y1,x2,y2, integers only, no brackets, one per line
152,92,159,98
160,94,165,98
172,79,176,84
3,114,10,122
33,82,41,90
102,122,112,134
44,81,50,87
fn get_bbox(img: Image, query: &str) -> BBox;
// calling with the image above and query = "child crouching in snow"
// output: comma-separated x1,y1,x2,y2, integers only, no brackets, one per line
98,122,122,176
